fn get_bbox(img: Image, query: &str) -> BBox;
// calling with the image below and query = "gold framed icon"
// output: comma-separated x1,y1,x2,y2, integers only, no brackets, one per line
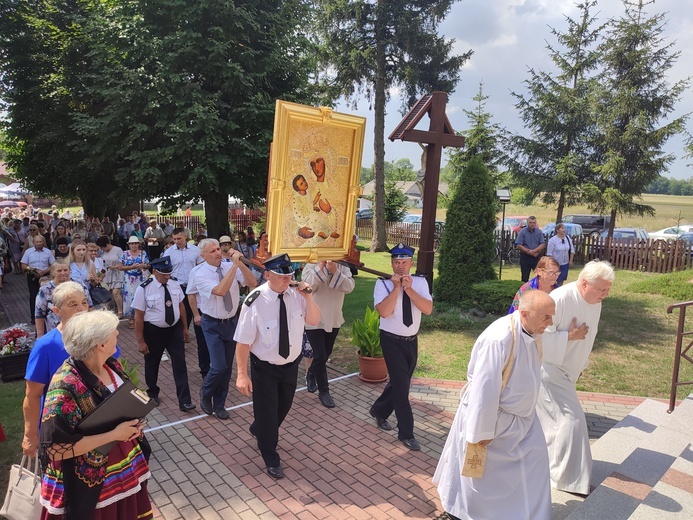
265,100,366,263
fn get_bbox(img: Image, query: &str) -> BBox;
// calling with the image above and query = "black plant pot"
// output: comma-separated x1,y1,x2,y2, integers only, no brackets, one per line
0,351,30,382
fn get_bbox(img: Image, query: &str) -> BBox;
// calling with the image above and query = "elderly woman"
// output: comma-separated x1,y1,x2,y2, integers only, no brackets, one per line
39,311,153,519
95,236,124,317
117,236,149,328
508,256,561,313
547,223,575,286
35,262,92,338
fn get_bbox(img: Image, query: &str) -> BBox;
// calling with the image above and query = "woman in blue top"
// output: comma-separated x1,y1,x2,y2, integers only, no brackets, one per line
117,236,149,328
508,256,561,313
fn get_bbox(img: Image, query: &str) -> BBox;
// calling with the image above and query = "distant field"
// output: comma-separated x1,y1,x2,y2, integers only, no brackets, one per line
407,193,693,233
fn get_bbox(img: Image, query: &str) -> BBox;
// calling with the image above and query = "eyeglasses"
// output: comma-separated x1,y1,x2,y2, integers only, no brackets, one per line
544,270,561,277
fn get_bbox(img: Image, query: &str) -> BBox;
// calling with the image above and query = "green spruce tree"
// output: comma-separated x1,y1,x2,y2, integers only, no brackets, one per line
436,157,496,303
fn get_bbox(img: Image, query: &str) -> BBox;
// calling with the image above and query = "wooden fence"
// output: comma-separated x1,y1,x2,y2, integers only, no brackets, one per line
354,222,693,273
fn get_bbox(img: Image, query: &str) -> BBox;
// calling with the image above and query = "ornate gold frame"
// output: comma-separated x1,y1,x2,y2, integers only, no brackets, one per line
265,100,366,263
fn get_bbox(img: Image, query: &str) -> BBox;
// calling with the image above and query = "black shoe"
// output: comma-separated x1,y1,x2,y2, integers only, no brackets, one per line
369,408,393,431
306,371,317,393
266,465,284,479
149,396,160,406
215,408,230,420
401,438,421,451
179,403,196,412
318,391,335,408
199,389,212,415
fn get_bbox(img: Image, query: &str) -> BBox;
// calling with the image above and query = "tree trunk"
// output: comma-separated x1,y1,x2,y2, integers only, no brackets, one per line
370,0,388,252
204,191,229,239
556,187,566,223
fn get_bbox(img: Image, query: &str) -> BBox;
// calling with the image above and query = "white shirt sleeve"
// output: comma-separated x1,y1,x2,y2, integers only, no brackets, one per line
234,299,258,345
374,278,391,306
132,285,146,312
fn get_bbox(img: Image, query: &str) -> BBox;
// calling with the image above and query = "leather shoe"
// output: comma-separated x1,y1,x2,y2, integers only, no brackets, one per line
369,408,393,431
149,396,160,406
215,408,230,420
401,438,421,451
318,391,335,408
179,403,196,413
306,371,317,393
199,389,212,415
266,465,284,479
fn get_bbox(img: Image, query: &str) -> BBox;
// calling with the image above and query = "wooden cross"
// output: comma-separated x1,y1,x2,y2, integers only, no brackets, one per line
389,92,465,289
466,454,483,469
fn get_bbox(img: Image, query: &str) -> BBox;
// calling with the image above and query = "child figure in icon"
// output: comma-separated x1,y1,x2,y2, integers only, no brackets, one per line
291,172,340,242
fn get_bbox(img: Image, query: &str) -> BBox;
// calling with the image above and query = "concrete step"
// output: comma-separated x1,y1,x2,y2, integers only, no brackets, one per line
562,395,693,520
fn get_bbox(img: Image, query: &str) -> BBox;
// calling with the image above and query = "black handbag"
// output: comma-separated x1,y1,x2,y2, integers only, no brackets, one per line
89,285,112,305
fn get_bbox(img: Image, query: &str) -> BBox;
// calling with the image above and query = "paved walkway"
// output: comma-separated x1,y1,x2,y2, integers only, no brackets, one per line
0,269,649,519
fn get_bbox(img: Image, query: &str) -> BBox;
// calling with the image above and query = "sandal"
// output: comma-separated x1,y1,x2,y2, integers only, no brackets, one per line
128,319,135,329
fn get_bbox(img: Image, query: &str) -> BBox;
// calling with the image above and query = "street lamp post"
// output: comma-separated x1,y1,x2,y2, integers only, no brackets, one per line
496,188,511,280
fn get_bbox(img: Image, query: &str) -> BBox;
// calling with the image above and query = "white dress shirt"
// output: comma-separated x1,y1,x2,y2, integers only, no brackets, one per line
132,278,184,328
302,263,355,332
374,275,432,336
194,262,246,319
168,244,203,285
21,247,55,271
234,284,307,364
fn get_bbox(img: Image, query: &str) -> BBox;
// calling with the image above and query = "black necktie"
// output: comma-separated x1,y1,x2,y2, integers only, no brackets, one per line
163,284,175,326
402,290,413,327
278,293,289,359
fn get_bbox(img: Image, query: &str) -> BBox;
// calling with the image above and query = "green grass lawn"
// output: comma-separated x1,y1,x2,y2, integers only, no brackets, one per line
0,380,26,495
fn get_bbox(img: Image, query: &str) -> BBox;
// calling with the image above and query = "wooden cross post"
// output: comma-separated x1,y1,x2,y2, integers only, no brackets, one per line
389,92,465,289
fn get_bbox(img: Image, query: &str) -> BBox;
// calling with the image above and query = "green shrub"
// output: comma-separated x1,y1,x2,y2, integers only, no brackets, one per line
436,157,498,303
464,279,522,315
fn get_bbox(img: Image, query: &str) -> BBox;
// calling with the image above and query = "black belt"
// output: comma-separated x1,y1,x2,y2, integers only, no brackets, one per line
381,330,417,342
201,313,235,323
144,320,181,330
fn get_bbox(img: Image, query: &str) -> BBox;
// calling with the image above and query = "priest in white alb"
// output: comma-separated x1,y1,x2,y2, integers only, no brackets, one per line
433,290,555,520
536,259,614,495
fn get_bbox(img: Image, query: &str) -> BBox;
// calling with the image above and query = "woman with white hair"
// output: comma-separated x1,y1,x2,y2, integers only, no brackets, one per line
39,310,153,519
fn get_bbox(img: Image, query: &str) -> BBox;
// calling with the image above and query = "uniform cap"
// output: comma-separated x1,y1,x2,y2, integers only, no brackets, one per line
263,253,294,275
151,256,173,274
390,243,414,258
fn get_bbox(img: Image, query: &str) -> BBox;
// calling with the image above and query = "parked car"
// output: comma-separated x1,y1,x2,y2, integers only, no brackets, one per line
562,214,612,237
542,222,583,238
496,216,533,234
355,208,374,220
590,227,650,263
391,214,445,240
648,225,693,240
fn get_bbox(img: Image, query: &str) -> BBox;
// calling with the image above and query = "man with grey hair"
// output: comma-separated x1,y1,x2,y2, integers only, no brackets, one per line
536,259,615,495
21,234,54,323
22,281,90,456
195,238,256,419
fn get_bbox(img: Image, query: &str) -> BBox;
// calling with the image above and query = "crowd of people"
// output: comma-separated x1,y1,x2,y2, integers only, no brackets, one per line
5,203,616,519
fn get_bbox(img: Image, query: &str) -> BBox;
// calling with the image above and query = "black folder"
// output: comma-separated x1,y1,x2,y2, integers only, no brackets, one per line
77,380,157,455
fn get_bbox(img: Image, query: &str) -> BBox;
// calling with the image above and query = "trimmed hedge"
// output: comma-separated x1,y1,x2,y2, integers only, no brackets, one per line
465,279,523,315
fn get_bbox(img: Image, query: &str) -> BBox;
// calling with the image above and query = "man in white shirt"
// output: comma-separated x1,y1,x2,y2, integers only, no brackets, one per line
537,260,614,495
302,260,355,407
20,235,55,324
196,238,256,419
235,254,319,479
144,220,166,260
369,243,433,451
169,228,207,376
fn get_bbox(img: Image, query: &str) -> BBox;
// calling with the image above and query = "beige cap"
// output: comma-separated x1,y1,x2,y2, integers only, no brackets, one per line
219,235,233,244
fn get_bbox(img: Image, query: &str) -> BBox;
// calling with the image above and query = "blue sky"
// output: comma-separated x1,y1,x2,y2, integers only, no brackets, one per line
340,0,693,179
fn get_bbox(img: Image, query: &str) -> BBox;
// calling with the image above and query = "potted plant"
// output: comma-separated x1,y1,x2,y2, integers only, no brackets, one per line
0,323,34,382
351,306,387,383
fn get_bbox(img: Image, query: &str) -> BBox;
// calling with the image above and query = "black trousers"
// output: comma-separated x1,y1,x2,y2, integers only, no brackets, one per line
143,321,192,406
182,284,210,377
250,354,300,467
519,253,540,282
305,328,340,392
371,331,418,440
27,274,40,321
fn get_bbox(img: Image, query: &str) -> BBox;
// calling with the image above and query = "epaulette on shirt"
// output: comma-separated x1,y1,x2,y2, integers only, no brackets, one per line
140,278,154,288
244,289,261,307
170,276,178,281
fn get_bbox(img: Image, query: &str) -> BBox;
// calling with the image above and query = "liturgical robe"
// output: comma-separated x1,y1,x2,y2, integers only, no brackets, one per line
536,281,603,494
433,312,551,520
